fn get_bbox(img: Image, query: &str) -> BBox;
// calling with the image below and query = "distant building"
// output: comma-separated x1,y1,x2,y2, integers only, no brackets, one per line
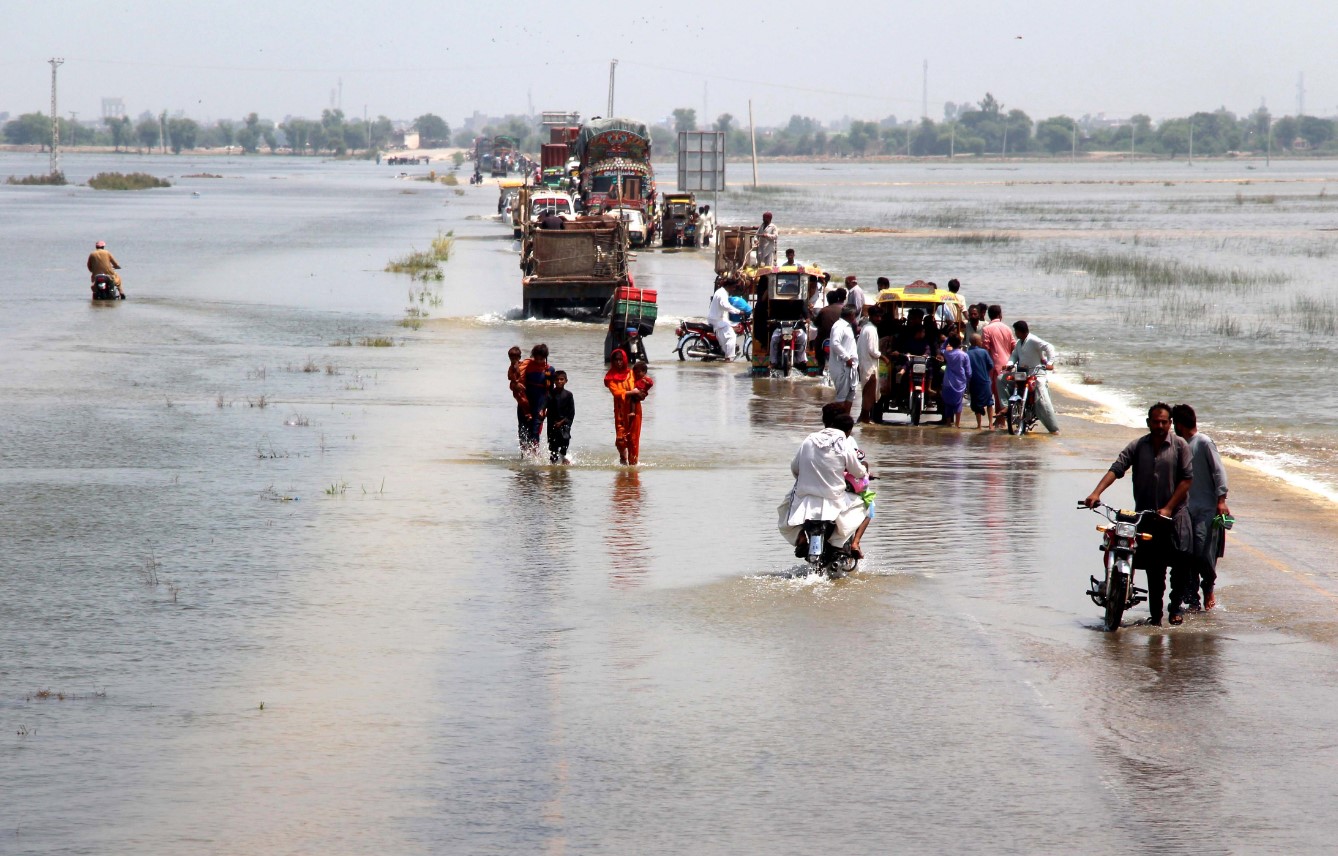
391,129,420,150
101,98,125,120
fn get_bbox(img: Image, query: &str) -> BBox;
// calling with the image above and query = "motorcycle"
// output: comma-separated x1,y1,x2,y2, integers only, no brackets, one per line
1078,502,1156,632
1005,364,1045,436
773,319,806,377
674,318,752,362
800,519,861,579
90,273,124,301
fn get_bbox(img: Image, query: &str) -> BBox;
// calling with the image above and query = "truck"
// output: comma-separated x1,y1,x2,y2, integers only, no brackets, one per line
540,143,570,189
520,217,631,319
575,118,658,246
491,135,518,177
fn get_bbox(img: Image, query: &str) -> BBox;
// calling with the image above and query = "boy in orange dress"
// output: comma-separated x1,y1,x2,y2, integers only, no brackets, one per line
627,361,653,466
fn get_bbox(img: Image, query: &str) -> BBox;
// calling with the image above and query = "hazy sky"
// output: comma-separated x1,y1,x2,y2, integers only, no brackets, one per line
3,0,1333,128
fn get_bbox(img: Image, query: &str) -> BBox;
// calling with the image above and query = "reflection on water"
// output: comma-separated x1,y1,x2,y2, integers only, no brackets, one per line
607,469,649,588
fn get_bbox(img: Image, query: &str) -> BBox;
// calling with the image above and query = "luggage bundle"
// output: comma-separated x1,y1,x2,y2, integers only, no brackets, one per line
612,286,658,338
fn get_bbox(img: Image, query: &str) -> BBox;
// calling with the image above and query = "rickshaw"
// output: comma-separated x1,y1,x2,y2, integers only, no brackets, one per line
660,192,699,247
740,263,826,377
870,280,966,425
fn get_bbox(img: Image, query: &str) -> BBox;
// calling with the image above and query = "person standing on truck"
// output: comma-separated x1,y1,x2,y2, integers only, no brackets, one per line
756,212,779,267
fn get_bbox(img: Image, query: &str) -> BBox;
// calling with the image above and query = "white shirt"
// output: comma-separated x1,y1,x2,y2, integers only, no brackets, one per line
1008,334,1056,369
787,428,868,524
706,286,733,326
857,322,881,380
830,318,857,367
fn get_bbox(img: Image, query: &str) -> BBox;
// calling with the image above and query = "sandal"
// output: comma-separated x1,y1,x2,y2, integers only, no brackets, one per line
849,547,864,560
1169,613,1184,626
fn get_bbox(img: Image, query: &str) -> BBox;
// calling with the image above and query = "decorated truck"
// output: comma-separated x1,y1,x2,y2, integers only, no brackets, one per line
491,134,517,177
575,118,658,246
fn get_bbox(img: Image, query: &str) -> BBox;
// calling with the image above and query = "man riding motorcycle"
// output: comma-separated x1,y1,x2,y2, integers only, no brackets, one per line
778,403,872,560
87,240,124,298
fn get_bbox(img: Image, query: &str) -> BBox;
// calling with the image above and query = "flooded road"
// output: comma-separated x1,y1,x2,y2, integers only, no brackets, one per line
3,152,1338,854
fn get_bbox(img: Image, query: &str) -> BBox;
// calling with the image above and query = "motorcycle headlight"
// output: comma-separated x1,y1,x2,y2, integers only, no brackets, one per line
1114,522,1138,539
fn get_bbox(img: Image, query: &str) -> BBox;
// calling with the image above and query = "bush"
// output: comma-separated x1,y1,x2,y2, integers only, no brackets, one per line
88,171,171,190
6,171,66,186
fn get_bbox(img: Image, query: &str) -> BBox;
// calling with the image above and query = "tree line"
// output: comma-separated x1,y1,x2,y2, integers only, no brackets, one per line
2,109,456,156
668,96,1337,158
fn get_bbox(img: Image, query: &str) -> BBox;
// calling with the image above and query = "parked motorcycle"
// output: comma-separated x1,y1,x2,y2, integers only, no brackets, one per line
90,273,124,301
1077,502,1155,632
674,318,752,362
1005,364,1045,436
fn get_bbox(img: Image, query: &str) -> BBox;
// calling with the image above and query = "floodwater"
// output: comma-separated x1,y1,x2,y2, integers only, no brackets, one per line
3,152,1338,854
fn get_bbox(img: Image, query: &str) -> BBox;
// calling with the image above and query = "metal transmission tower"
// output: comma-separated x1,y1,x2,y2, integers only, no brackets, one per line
49,58,64,176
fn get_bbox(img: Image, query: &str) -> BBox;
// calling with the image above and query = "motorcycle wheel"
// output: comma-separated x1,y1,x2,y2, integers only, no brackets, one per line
681,333,712,361
781,348,792,377
1104,567,1128,632
1024,402,1039,434
632,337,648,365
1008,399,1022,435
910,390,923,426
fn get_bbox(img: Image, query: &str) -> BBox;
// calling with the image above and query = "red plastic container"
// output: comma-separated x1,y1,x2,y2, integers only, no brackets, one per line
614,287,657,304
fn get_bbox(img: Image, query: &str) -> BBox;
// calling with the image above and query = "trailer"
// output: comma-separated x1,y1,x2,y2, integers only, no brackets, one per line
520,219,631,318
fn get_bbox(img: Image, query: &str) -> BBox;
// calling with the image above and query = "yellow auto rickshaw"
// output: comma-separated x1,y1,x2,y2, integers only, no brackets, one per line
871,280,966,424
739,262,827,377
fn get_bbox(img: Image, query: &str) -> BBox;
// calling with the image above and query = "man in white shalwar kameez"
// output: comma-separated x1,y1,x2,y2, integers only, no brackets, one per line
707,279,738,360
829,306,860,410
778,405,871,557
1006,319,1060,433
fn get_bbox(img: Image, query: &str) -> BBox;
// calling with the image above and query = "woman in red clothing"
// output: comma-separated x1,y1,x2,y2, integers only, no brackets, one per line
604,349,650,465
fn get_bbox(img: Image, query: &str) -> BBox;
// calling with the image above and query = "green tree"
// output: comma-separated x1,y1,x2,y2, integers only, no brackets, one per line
1297,115,1334,149
714,113,734,135
166,117,200,153
136,117,161,152
216,119,235,148
1272,116,1298,150
320,109,346,154
105,115,132,151
369,115,394,149
1035,116,1076,154
909,119,940,156
672,108,697,133
3,112,52,147
413,113,450,144
236,112,262,153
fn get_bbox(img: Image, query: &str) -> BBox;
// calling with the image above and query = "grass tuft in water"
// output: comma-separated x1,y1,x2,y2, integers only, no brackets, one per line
1038,249,1287,291
358,336,394,347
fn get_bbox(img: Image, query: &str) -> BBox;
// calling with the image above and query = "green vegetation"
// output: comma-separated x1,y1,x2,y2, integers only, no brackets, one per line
1038,249,1287,291
358,337,394,347
88,171,171,190
933,232,1017,244
6,171,66,186
385,230,454,282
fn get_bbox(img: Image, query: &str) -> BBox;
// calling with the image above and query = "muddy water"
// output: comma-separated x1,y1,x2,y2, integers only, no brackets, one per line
3,153,1338,855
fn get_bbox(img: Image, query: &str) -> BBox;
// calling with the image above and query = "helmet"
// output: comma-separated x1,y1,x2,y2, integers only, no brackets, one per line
95,240,106,249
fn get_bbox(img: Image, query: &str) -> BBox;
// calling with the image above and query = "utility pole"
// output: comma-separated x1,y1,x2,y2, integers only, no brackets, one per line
749,99,758,188
949,123,955,158
1131,123,1136,158
1267,117,1272,167
1188,123,1193,166
1071,123,1077,162
921,60,928,121
607,59,618,117
1001,126,1007,158
1297,71,1306,117
48,58,64,176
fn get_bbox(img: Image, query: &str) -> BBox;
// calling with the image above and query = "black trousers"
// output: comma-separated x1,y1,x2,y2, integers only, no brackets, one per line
1142,555,1196,620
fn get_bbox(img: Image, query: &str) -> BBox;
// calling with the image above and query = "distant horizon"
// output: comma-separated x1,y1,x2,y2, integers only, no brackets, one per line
3,0,1334,133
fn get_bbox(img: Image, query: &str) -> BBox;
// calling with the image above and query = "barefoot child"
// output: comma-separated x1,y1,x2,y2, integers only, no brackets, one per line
546,370,575,464
966,334,995,429
627,361,653,466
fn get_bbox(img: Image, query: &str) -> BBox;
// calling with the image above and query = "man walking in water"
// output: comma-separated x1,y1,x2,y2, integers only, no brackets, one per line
829,306,860,413
1172,404,1231,611
1083,402,1194,626
981,305,1014,427
756,211,779,267
87,240,124,297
